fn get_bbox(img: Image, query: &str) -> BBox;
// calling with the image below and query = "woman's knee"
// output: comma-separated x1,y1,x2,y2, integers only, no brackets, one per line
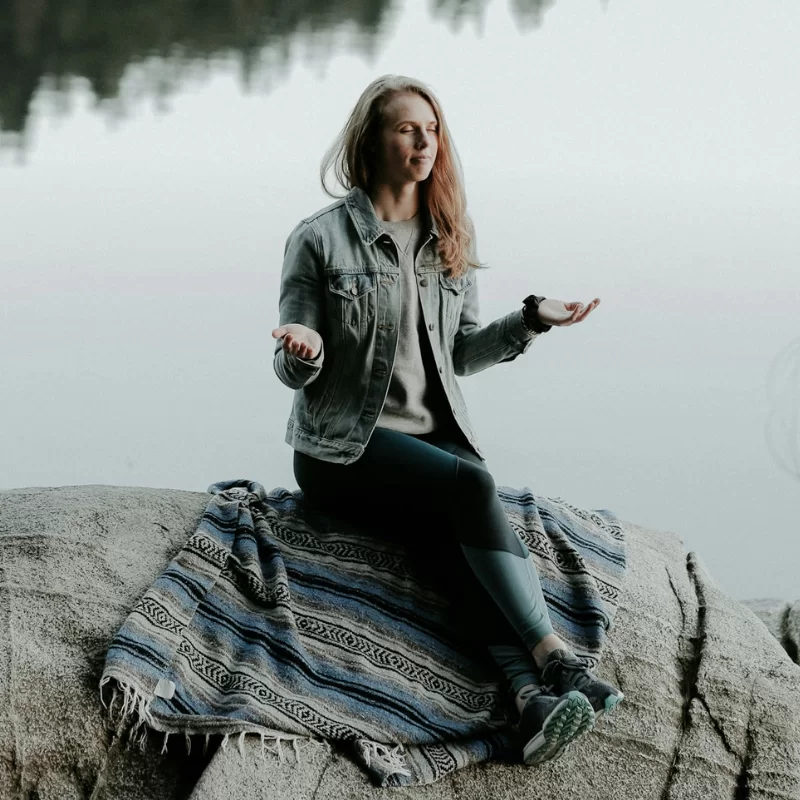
294,450,342,511
455,458,497,503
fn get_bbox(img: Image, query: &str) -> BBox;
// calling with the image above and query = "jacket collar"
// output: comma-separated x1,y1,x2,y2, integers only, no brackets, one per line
345,185,439,245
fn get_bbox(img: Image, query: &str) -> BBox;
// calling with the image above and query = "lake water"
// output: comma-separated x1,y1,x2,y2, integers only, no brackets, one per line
2,0,799,601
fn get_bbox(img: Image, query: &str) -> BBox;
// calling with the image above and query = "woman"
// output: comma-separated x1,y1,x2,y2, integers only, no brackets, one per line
271,75,623,766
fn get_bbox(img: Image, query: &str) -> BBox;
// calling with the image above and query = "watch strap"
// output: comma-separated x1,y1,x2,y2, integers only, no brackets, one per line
521,294,552,334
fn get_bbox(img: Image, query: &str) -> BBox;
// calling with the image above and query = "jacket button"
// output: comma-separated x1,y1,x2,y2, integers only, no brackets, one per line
439,366,443,374
350,286,358,295
420,278,428,287
429,323,434,331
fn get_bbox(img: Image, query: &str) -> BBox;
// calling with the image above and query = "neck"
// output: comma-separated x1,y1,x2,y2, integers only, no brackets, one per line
368,182,422,222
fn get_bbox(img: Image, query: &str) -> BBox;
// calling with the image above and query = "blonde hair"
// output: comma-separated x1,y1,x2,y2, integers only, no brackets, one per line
320,75,482,279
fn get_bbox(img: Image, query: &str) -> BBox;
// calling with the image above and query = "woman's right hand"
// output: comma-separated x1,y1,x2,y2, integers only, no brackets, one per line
272,323,323,360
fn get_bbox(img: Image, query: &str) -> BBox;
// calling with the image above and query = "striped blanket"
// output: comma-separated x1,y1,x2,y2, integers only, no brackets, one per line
100,478,626,787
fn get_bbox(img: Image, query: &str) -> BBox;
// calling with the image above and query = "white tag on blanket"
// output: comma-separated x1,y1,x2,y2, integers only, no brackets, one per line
154,678,176,699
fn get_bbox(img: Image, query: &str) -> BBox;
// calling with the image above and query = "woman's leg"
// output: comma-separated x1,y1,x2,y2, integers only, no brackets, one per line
419,428,623,722
412,427,559,655
415,428,550,709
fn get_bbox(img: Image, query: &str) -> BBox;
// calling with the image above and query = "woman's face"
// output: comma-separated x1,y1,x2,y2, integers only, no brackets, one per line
374,92,438,187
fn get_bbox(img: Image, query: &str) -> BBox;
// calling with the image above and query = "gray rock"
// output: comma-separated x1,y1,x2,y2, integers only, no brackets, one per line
1,486,799,799
789,603,800,664
743,598,800,665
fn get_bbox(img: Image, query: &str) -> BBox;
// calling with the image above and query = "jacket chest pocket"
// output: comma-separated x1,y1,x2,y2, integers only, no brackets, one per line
439,271,474,326
326,271,377,327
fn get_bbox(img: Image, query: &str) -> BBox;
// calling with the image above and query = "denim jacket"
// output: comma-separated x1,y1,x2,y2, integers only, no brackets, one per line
273,185,541,464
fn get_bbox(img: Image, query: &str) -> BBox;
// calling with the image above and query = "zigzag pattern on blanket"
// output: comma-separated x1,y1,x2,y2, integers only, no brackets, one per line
100,479,626,787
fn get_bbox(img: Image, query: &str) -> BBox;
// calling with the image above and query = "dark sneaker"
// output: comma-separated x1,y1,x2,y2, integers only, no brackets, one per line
540,648,625,719
517,688,595,766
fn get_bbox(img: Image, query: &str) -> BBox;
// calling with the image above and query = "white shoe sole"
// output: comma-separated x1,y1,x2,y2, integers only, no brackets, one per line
522,691,595,766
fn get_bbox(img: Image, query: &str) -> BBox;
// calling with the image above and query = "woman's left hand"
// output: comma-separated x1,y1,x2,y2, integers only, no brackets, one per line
538,297,601,327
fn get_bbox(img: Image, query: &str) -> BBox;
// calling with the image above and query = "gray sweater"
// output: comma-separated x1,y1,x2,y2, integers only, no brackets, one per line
375,214,452,435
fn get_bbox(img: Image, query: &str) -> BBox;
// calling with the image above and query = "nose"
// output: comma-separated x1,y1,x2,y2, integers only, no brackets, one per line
417,130,434,151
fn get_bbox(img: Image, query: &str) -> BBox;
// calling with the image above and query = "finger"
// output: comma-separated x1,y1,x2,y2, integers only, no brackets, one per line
581,299,598,314
586,299,601,313
272,327,285,338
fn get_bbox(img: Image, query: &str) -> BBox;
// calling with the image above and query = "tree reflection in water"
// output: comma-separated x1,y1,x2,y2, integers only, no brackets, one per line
0,0,555,147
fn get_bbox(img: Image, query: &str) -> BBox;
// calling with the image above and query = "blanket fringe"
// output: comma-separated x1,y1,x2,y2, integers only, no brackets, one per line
215,730,328,766
99,675,330,767
358,739,412,779
99,675,156,751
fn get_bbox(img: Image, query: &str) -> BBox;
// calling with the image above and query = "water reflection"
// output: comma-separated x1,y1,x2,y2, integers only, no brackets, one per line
0,0,555,147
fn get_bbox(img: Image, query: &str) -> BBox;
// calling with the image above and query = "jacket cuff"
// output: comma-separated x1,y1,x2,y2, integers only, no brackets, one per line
507,309,539,346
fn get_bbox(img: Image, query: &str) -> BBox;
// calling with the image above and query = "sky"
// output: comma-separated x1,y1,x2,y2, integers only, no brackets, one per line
2,0,799,600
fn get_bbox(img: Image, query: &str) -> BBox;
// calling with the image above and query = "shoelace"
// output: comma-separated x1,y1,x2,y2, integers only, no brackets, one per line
543,655,597,694
545,656,624,719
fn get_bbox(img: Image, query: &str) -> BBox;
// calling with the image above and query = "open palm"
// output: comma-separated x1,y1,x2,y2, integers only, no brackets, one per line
272,323,322,360
538,298,601,327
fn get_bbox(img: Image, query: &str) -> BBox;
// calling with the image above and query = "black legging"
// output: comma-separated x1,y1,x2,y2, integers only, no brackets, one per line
293,420,553,698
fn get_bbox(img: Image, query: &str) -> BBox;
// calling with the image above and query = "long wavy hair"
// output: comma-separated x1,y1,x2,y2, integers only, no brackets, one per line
320,75,483,279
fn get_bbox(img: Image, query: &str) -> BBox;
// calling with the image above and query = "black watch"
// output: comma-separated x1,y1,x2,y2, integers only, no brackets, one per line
521,294,552,334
